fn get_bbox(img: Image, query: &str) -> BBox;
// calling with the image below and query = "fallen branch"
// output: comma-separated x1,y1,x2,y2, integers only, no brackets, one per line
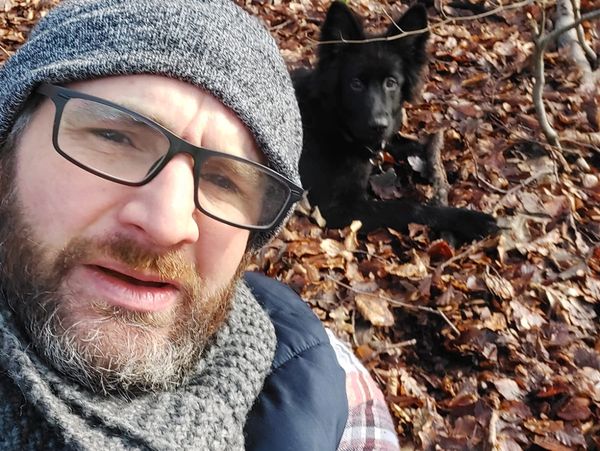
425,130,451,206
326,275,461,335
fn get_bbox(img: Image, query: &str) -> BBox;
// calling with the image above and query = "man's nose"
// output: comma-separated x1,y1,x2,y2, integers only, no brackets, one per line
117,154,200,247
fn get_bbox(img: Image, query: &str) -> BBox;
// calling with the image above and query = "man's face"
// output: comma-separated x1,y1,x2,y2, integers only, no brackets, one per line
0,75,261,394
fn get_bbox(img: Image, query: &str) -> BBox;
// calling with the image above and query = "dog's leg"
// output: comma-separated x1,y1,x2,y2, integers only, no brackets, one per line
327,198,498,242
386,134,425,161
422,130,457,245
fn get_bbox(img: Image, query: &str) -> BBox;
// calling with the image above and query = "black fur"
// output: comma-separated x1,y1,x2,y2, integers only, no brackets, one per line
295,2,498,242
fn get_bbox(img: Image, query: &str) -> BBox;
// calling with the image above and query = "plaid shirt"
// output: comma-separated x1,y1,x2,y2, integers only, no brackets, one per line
327,330,400,451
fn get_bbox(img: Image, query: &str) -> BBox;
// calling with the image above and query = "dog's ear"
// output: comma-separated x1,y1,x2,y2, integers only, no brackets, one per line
314,2,363,100
321,1,364,41
387,4,429,101
386,4,428,53
318,1,365,61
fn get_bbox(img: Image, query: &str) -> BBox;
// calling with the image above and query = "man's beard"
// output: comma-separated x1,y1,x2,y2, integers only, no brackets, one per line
0,160,240,396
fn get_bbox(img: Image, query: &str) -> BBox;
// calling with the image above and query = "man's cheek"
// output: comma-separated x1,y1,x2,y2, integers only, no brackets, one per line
194,223,249,284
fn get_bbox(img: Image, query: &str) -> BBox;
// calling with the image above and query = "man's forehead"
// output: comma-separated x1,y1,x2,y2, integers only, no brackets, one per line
63,75,262,159
65,76,206,132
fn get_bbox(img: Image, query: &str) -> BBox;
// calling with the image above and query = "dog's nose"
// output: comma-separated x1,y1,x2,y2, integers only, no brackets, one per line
369,117,389,135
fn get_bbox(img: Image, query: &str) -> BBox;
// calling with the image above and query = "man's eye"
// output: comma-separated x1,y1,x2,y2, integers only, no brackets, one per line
92,129,134,146
204,173,240,193
384,77,398,90
350,78,364,91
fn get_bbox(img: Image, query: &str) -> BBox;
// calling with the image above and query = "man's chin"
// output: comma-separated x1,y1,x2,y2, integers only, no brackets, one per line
34,301,208,395
60,301,179,351
62,292,182,332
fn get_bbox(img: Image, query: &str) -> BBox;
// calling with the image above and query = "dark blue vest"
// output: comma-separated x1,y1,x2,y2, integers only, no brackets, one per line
243,272,349,451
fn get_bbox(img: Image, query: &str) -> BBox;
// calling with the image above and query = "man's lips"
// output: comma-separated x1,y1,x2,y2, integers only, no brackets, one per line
93,265,173,289
69,263,181,313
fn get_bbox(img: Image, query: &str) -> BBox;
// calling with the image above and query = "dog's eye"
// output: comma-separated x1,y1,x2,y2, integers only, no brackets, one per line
350,78,364,91
384,77,398,90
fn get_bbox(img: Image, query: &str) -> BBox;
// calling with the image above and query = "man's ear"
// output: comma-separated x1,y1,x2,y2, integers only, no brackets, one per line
318,2,365,61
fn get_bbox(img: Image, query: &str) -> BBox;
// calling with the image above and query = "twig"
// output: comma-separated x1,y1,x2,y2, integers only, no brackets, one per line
351,309,359,348
313,0,534,46
381,6,397,28
269,19,292,32
427,0,534,25
325,275,461,335
487,410,499,451
533,34,562,150
438,236,497,272
531,32,570,180
373,338,417,350
561,136,600,151
364,339,418,361
438,0,451,21
469,147,508,194
0,44,11,58
492,169,554,213
541,0,548,36
351,248,391,264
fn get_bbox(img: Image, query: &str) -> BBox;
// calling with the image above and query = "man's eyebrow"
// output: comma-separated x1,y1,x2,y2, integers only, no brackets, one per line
69,101,147,126
117,100,179,132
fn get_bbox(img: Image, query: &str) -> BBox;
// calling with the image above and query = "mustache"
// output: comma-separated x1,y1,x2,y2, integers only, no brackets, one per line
54,235,202,297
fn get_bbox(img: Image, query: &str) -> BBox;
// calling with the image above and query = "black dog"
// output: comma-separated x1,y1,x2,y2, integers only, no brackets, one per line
294,1,498,242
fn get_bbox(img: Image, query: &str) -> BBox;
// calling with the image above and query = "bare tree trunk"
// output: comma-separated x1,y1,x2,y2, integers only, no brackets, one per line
555,0,597,91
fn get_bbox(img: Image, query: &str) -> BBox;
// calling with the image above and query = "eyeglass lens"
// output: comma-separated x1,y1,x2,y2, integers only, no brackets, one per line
56,98,290,228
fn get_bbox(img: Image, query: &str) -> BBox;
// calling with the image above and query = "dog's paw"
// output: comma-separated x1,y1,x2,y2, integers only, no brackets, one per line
451,210,499,241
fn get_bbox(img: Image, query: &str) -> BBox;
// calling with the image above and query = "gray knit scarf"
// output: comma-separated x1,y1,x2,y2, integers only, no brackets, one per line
0,278,276,450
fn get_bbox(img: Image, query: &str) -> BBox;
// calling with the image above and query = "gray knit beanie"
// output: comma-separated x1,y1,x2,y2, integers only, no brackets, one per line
0,0,302,243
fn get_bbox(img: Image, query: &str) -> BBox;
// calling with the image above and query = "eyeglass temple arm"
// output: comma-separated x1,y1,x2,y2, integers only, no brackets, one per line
289,187,305,201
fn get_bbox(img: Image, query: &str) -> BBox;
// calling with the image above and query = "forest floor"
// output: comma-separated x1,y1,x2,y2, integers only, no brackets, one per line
2,0,600,449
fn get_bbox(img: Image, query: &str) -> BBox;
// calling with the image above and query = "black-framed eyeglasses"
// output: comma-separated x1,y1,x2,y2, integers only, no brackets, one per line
35,83,304,231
